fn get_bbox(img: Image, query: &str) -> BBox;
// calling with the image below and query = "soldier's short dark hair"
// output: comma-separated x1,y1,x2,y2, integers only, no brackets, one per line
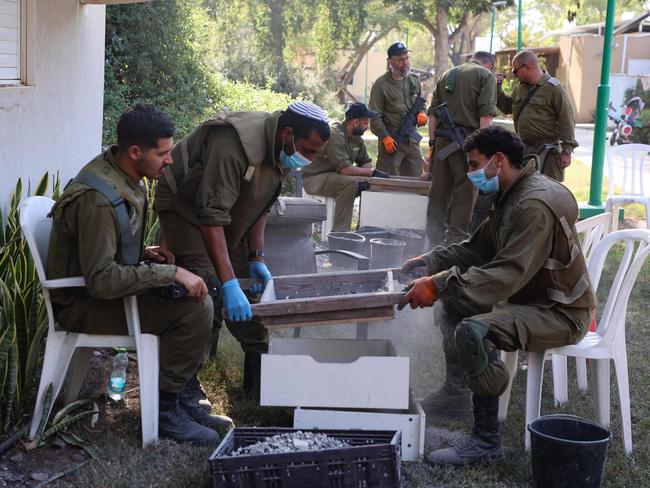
278,109,331,143
464,126,525,168
117,104,175,151
472,51,495,66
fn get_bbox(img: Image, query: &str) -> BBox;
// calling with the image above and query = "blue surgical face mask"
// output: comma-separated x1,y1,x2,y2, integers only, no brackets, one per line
467,155,500,193
279,136,311,169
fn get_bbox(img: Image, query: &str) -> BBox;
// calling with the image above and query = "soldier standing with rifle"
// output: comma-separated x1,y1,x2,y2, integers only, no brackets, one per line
426,51,497,247
369,42,427,177
421,52,497,423
496,50,578,182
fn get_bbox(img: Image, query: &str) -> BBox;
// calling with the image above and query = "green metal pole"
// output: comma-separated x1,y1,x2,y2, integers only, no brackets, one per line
517,0,522,51
363,48,369,104
588,0,616,208
490,7,496,53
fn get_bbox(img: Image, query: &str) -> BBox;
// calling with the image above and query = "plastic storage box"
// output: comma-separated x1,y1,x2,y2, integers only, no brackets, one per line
261,338,410,410
209,427,401,488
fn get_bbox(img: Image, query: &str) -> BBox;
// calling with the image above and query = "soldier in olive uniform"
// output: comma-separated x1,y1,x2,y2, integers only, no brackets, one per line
155,102,330,399
400,126,594,466
427,51,497,247
496,50,578,182
369,42,427,177
302,103,390,232
48,105,231,444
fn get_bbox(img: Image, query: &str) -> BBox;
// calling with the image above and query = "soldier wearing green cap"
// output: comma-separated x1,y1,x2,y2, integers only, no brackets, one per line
302,103,390,232
369,42,428,177
155,102,330,399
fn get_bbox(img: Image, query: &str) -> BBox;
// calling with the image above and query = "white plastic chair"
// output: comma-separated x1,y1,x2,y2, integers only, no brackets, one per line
605,144,650,231
498,212,611,420
20,196,160,447
552,212,612,401
525,229,650,453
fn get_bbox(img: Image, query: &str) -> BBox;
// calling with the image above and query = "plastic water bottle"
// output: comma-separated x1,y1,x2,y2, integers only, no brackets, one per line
108,351,128,401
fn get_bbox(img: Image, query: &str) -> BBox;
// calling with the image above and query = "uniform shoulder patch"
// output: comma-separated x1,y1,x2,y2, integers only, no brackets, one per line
547,77,561,86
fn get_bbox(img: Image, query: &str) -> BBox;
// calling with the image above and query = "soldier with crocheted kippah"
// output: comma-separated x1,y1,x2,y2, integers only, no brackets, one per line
155,102,330,403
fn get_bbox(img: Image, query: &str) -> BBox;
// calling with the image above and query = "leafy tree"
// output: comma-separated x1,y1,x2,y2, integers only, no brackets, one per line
388,0,494,78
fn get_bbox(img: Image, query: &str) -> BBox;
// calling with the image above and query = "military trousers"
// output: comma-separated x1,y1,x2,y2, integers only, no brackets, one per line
435,299,589,398
525,143,564,182
376,137,423,177
157,211,269,359
303,172,358,232
54,291,213,394
426,137,478,246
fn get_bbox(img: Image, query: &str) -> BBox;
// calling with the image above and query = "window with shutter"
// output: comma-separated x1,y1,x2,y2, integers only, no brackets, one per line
0,0,20,84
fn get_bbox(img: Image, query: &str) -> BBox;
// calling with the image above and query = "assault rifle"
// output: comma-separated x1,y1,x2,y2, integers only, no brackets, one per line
395,96,427,148
431,102,469,163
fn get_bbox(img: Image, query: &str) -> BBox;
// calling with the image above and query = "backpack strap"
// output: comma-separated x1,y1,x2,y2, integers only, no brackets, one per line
75,172,143,266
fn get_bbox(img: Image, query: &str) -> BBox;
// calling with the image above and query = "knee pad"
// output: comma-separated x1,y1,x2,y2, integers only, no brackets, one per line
455,319,491,377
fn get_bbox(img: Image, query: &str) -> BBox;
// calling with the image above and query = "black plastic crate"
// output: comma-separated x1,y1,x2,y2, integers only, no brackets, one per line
209,427,401,488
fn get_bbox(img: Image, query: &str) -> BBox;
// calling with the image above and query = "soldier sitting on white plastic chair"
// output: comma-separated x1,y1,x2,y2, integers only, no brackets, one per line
398,126,595,466
47,104,231,444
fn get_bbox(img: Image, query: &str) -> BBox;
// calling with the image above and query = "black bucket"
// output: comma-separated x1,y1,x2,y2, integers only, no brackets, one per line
327,232,367,267
528,414,611,488
370,238,406,269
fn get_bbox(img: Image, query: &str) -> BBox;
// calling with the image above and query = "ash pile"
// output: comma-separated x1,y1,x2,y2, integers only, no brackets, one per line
229,431,349,456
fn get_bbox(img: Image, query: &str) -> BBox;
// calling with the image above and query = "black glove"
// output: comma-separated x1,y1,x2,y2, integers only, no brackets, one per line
372,169,390,178
357,180,371,196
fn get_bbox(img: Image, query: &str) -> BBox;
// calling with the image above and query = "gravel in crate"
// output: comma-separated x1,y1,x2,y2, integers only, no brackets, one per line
229,431,349,456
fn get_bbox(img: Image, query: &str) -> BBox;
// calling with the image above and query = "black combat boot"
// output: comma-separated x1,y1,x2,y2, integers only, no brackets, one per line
426,395,504,466
158,391,220,445
178,376,234,434
421,361,473,422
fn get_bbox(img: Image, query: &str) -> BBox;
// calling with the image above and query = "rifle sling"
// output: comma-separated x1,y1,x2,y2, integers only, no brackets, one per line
517,83,543,117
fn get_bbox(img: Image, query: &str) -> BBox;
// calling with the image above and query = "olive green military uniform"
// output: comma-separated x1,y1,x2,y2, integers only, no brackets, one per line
47,148,213,394
155,111,290,373
420,161,595,397
426,61,498,246
497,72,577,182
302,122,371,232
369,72,426,177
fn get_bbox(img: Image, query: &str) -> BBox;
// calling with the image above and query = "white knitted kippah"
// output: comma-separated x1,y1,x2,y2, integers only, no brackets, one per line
287,101,329,123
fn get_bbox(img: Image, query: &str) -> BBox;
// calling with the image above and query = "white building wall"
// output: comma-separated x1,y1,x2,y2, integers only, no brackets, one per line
0,0,105,207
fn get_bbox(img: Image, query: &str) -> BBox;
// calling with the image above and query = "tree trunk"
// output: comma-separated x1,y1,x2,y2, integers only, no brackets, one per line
335,30,390,104
433,2,450,80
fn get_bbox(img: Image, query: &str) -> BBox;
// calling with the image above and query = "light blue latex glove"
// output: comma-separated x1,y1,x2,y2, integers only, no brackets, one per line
222,278,252,322
248,261,272,294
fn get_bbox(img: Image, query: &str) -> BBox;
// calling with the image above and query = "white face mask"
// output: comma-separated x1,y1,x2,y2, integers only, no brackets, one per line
279,135,310,169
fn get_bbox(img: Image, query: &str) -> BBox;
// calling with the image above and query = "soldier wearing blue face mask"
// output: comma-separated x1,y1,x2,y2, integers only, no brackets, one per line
155,102,330,401
399,126,594,466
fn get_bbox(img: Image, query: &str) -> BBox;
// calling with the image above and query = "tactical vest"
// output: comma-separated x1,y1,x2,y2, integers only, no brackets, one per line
492,166,595,309
159,111,285,250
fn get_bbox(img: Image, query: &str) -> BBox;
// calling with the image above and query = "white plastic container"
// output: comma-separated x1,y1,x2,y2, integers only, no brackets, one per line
260,338,409,410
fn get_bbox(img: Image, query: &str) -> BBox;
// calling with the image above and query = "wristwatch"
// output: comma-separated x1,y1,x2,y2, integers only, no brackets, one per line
428,139,436,147
248,250,264,260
